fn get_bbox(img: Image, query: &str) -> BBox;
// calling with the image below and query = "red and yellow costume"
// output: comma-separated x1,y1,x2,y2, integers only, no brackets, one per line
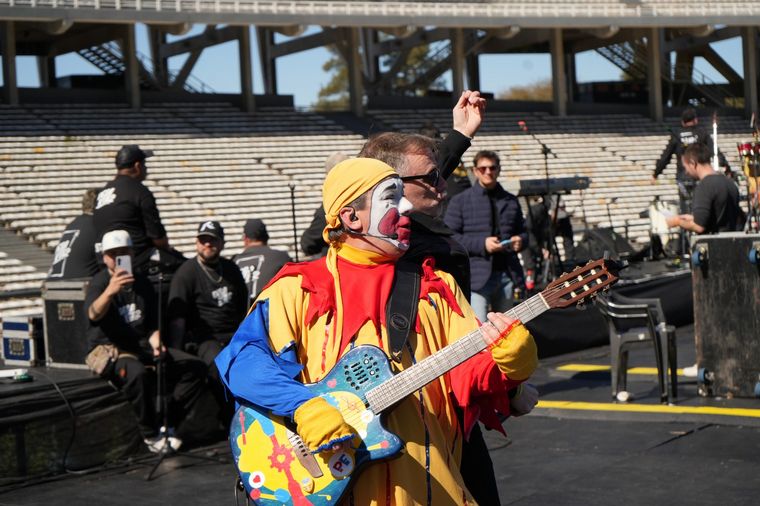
216,159,537,505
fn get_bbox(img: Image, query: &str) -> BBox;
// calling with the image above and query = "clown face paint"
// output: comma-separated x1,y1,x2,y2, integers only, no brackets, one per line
368,177,413,250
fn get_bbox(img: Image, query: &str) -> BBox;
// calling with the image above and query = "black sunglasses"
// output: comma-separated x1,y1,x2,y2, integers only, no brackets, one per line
400,168,441,187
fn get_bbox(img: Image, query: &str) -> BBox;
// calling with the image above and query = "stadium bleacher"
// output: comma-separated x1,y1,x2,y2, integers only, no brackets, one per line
0,103,752,318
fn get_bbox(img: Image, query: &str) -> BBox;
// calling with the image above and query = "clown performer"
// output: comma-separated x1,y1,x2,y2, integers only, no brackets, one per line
216,158,538,505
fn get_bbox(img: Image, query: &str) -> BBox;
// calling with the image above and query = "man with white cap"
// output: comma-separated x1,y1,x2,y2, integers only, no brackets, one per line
85,229,208,450
215,158,537,504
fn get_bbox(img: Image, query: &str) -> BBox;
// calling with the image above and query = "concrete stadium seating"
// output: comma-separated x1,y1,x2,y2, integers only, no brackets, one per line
0,102,751,318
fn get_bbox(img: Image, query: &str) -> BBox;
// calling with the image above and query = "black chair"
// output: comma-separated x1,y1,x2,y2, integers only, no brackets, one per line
595,293,677,404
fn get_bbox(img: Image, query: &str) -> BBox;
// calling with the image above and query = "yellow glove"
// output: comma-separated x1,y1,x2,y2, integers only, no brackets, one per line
489,323,538,380
293,396,356,453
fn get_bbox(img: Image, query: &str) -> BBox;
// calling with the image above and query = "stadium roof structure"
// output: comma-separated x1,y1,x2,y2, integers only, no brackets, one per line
1,1,759,119
2,1,760,28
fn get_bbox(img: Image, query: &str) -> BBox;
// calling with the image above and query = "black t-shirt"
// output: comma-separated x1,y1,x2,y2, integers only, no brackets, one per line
655,125,730,180
692,174,742,233
85,269,158,359
232,245,292,302
48,214,100,279
93,175,167,259
168,256,248,344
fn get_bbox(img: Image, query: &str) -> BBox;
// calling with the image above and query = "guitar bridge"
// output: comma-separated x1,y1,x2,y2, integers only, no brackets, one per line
287,429,324,479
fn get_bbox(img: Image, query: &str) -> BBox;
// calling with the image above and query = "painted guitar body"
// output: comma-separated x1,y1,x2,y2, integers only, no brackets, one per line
230,345,402,505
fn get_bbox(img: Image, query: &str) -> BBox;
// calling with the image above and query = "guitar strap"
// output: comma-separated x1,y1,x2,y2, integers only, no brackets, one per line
386,259,421,363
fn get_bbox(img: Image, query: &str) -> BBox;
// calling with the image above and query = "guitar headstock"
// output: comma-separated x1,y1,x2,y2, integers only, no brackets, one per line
542,258,624,309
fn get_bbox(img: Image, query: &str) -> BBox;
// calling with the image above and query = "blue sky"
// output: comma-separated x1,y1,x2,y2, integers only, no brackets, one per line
6,25,744,108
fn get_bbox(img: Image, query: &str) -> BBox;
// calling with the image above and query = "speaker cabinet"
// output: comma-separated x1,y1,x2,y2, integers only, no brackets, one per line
692,233,760,398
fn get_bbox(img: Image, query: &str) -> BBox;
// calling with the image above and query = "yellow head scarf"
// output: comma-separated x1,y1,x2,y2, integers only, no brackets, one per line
321,158,396,243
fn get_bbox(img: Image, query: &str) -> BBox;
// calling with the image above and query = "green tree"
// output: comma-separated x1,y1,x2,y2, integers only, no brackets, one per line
313,46,349,111
313,40,446,110
497,78,552,101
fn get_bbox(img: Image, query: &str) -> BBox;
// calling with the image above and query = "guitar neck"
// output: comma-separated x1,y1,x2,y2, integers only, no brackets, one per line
365,292,550,413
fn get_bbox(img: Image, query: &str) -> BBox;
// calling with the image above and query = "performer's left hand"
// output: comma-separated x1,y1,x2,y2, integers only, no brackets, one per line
509,383,539,416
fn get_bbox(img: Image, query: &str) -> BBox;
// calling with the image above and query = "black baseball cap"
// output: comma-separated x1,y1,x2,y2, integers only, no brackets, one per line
115,144,154,168
197,220,225,241
681,108,698,123
244,219,269,242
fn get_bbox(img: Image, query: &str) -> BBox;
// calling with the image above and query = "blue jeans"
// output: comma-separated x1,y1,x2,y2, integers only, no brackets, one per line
470,271,514,323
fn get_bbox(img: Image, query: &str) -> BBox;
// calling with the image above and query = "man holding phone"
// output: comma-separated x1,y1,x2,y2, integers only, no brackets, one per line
85,230,209,451
444,150,528,322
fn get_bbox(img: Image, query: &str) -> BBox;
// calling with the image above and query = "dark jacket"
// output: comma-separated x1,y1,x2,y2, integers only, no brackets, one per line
403,212,471,300
300,205,328,258
655,125,730,181
444,183,528,292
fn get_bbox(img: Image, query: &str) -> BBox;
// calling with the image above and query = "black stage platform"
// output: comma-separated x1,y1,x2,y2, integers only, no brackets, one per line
2,325,759,505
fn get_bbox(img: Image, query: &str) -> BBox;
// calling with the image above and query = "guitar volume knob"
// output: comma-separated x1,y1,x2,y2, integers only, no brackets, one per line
300,477,315,493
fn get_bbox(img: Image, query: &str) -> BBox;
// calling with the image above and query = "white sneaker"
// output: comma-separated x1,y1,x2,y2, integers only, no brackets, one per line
682,364,698,378
144,427,183,453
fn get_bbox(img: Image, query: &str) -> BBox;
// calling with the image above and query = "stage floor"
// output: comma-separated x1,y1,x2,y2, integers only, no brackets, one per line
2,325,759,505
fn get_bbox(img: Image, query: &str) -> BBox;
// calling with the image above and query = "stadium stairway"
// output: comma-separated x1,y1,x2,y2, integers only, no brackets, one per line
0,229,52,273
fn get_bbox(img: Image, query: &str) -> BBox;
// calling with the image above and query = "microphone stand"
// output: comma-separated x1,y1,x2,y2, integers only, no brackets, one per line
605,197,618,234
289,183,299,262
518,121,563,279
145,264,226,481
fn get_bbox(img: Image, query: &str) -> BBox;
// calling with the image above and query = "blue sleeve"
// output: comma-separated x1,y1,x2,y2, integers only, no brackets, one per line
214,299,314,417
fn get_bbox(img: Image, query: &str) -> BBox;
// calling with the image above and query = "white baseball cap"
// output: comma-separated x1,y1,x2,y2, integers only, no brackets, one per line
101,230,133,252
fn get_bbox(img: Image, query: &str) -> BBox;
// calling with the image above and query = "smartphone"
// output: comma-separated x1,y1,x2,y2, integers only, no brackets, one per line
499,239,513,247
115,255,132,275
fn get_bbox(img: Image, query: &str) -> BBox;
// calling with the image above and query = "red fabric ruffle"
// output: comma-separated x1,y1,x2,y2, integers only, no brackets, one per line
449,351,523,439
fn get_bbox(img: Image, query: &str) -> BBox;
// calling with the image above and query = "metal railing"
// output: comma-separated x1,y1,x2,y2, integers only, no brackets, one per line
2,1,759,27
596,39,738,108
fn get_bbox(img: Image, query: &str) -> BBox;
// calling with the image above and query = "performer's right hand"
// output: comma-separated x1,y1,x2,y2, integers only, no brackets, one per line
294,396,356,453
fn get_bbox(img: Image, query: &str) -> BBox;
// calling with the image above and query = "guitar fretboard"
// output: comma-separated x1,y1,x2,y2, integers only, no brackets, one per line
365,292,550,413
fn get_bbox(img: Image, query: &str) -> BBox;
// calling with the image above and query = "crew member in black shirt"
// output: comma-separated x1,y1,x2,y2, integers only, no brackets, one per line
85,230,208,450
93,145,171,270
48,188,100,279
666,142,742,234
168,221,248,424
654,108,732,212
233,218,292,303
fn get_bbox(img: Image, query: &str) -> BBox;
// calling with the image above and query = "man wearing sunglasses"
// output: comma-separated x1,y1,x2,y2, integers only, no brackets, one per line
360,92,537,506
444,150,528,323
359,90,485,299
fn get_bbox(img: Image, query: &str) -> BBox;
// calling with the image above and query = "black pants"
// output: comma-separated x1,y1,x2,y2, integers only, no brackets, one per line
459,413,501,506
197,339,235,429
109,348,207,438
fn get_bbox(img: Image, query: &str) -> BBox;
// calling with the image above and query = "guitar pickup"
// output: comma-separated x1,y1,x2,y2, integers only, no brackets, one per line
287,429,324,479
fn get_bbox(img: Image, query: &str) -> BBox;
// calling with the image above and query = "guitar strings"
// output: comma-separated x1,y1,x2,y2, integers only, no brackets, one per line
318,267,609,429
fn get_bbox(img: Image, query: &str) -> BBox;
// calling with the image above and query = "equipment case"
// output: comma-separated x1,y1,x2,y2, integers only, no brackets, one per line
42,279,90,369
691,233,760,397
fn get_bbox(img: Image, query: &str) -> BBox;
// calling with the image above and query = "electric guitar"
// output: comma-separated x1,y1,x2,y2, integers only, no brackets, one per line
230,258,621,505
